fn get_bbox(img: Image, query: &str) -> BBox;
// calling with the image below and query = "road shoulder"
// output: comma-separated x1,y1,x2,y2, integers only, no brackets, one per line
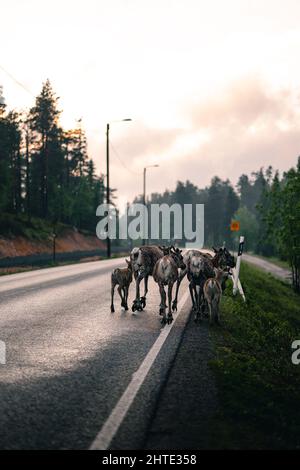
243,253,291,282
144,313,219,450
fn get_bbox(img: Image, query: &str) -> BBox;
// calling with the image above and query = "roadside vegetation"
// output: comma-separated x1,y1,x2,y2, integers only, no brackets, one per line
0,212,67,240
210,262,300,449
0,212,103,241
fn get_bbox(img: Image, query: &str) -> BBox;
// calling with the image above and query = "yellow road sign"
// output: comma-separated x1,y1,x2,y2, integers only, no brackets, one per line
230,221,240,231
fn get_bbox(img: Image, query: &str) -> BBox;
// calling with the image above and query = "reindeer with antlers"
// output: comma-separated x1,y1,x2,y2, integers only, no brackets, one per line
153,246,186,325
171,246,235,312
130,245,165,312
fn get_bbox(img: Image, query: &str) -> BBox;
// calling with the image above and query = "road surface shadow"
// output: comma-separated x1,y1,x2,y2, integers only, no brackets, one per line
144,314,219,449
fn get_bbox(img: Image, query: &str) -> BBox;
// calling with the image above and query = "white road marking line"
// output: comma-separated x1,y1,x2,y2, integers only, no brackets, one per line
89,288,190,450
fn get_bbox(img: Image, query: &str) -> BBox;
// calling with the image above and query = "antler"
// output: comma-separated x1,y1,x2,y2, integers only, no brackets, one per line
159,245,171,255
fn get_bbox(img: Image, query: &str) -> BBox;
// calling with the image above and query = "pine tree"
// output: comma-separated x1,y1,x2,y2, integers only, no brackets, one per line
29,79,61,217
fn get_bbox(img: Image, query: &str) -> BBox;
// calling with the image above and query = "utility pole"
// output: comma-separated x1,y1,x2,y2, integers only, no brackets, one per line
52,231,57,263
105,119,132,258
106,123,111,258
25,122,31,220
143,167,146,206
142,167,146,246
142,165,159,245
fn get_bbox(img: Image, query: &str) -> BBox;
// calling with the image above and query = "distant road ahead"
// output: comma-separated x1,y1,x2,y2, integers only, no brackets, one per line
243,253,291,282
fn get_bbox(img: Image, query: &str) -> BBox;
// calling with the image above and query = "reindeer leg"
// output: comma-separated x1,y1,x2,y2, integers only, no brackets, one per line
202,296,209,318
141,275,148,308
124,286,129,310
167,282,174,324
189,283,196,316
122,287,127,309
198,288,205,321
118,286,126,309
111,283,116,313
132,270,145,312
172,268,186,311
208,301,213,325
194,285,200,322
195,285,199,321
159,284,167,324
200,287,205,321
213,300,220,324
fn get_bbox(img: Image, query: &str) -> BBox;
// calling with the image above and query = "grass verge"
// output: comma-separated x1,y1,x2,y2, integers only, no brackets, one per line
209,262,300,449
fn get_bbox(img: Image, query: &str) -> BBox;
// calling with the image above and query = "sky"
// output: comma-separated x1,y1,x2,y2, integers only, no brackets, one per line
1,0,300,209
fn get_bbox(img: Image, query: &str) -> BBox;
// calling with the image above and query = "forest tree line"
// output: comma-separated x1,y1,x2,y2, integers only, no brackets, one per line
0,80,105,233
144,163,300,291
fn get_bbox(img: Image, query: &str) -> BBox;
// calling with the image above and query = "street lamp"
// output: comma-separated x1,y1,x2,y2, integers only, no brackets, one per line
106,118,132,258
143,164,159,245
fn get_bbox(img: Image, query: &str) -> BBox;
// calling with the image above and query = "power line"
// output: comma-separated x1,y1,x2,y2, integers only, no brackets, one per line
0,64,35,97
110,141,141,176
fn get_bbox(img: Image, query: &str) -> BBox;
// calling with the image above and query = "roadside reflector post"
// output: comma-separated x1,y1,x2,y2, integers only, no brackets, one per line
233,235,244,297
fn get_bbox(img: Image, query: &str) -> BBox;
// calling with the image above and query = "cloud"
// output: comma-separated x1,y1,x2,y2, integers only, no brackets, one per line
109,121,183,167
89,77,300,207
177,77,300,186
188,77,296,130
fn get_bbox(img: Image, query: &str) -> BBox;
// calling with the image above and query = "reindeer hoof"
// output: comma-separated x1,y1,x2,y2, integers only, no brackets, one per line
132,299,143,312
111,306,115,313
167,316,173,324
161,317,167,325
141,296,146,308
159,306,165,315
172,301,177,311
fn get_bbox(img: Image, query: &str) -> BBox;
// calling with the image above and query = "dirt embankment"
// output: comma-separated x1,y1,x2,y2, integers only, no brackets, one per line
0,229,106,259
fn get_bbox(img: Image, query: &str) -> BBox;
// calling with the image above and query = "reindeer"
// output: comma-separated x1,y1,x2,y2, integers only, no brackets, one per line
186,253,214,322
172,246,235,311
111,259,133,313
211,247,235,268
130,245,165,312
203,268,229,324
153,247,185,324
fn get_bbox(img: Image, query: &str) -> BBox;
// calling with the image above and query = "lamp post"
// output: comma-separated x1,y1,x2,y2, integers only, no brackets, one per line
142,164,159,245
106,118,132,258
52,231,57,263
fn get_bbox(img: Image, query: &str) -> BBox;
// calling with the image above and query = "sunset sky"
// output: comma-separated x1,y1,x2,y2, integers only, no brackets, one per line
1,0,300,209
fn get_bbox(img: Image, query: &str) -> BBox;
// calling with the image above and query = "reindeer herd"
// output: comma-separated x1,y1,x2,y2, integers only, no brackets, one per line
110,245,235,326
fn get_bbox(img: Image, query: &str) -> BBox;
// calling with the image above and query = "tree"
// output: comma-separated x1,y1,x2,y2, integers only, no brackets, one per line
29,79,61,217
231,206,259,251
205,177,239,247
0,92,23,214
0,92,10,211
279,161,300,291
258,161,300,291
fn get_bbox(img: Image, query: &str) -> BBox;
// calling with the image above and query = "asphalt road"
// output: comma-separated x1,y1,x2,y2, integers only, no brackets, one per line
243,253,291,282
0,258,191,450
0,252,288,450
